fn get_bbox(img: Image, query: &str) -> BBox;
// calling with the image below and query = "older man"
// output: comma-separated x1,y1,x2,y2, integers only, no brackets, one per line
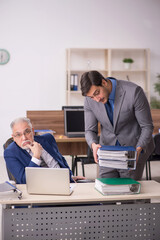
4,117,84,184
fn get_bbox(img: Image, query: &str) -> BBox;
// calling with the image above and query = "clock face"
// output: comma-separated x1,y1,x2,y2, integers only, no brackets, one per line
0,49,10,65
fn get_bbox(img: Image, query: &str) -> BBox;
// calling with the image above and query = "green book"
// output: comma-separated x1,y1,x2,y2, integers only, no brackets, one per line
95,178,141,195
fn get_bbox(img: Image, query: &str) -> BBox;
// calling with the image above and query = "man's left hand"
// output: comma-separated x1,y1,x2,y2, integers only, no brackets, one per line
72,176,86,182
136,146,143,164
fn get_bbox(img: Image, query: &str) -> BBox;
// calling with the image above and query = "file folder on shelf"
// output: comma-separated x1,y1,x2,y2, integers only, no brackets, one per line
95,178,141,195
97,145,137,170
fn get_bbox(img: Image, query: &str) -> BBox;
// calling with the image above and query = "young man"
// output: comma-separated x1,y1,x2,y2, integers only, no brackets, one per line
4,117,85,184
80,71,154,180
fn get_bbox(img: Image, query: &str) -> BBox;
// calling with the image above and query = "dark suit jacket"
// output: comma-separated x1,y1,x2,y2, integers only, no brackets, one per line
4,133,73,183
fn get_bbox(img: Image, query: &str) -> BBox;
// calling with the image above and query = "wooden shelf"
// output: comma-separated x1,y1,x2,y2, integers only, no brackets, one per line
111,70,148,72
66,48,150,105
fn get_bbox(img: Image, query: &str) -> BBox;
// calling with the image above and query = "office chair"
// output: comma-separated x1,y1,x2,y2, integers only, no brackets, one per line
3,137,17,182
73,146,96,177
146,134,160,180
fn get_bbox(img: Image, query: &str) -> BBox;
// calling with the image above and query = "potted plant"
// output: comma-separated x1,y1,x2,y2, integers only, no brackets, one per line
123,58,134,69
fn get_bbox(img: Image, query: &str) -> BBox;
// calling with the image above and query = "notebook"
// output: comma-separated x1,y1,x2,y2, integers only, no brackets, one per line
25,167,74,195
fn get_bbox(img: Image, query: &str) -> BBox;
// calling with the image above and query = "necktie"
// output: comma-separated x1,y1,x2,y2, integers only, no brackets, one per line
107,99,113,125
106,100,121,146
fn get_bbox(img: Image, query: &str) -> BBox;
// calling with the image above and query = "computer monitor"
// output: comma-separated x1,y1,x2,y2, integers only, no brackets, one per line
62,106,84,110
63,106,85,138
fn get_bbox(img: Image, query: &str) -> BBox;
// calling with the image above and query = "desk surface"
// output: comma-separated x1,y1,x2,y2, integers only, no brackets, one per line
0,181,160,205
54,134,86,143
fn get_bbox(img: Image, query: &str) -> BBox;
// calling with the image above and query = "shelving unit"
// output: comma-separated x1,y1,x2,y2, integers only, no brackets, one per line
66,48,150,105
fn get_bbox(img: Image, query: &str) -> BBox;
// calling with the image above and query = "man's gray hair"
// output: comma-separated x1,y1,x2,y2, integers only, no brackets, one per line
10,117,32,130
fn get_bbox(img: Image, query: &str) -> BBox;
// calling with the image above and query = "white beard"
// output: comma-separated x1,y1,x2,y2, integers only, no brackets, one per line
21,140,33,150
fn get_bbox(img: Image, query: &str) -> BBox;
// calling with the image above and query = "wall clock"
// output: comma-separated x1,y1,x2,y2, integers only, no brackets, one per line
0,49,10,65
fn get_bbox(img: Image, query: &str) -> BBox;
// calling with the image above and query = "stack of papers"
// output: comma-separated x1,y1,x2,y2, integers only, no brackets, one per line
95,178,141,195
98,145,137,170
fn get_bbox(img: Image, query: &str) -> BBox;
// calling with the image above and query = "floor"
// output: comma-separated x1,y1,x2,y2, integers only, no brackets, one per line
0,156,160,239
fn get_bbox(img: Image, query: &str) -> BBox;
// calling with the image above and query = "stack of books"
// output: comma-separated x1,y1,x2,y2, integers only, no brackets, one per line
95,178,141,195
97,145,137,170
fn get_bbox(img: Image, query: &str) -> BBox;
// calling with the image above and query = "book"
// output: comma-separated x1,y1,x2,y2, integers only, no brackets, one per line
97,145,137,170
95,178,141,195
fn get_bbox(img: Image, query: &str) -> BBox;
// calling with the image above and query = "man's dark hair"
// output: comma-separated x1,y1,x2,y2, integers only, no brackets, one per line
80,71,106,96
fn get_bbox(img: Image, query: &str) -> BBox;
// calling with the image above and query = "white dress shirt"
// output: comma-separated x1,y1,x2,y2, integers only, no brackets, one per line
27,148,60,168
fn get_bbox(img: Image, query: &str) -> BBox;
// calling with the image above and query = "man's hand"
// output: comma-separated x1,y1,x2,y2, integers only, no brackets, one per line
91,143,101,163
27,141,42,159
72,176,86,182
136,146,143,164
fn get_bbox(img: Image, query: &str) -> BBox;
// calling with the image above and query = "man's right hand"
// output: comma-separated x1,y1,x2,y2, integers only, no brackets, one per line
91,143,101,163
27,141,42,159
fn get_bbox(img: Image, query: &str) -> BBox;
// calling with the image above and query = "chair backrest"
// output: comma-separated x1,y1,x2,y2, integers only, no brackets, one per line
3,137,17,182
153,134,160,155
3,137,14,149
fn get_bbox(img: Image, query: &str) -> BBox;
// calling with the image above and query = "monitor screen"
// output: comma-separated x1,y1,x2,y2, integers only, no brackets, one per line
62,106,84,110
64,108,85,137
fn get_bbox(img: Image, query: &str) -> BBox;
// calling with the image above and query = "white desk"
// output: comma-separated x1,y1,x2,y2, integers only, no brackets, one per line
1,181,160,240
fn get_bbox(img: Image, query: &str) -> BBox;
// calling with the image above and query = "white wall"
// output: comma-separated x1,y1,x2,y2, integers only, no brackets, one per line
0,0,160,155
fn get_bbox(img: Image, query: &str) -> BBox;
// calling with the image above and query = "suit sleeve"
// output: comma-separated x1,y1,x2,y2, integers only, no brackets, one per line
84,97,99,148
4,147,40,184
134,86,154,151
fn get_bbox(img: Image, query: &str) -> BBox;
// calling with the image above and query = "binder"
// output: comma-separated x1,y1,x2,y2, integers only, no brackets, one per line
73,74,78,90
70,74,78,91
70,74,74,90
95,178,141,195
0,181,22,199
97,145,137,170
34,129,56,136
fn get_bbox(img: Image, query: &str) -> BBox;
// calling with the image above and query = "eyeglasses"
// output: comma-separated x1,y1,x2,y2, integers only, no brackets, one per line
13,128,32,138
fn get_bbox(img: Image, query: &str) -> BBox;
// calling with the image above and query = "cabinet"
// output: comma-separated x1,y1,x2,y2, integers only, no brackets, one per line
66,48,150,105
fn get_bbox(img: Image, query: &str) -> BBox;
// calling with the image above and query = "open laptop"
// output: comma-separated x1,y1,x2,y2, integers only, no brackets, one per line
25,167,74,195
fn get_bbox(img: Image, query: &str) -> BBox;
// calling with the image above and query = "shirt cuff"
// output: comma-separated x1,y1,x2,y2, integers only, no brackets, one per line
31,157,42,166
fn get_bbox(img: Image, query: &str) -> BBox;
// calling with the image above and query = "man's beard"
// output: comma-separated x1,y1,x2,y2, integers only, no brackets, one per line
21,140,33,150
